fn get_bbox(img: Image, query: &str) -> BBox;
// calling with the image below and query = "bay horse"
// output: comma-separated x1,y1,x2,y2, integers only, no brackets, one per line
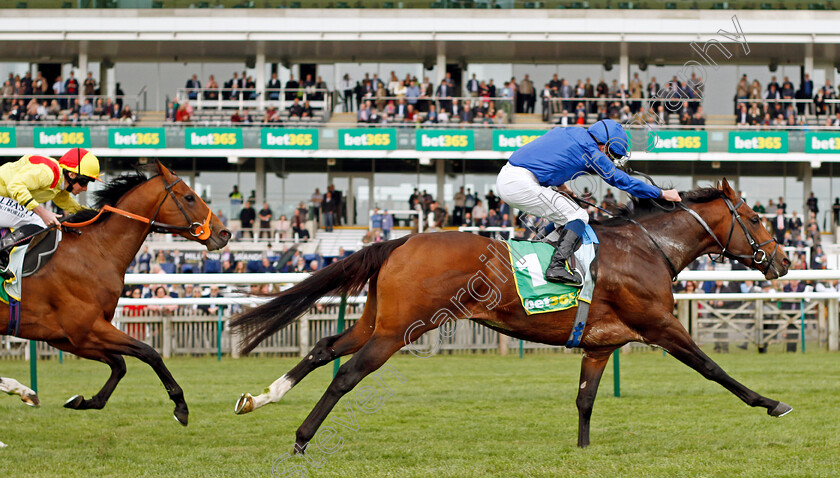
231,178,791,452
0,161,230,425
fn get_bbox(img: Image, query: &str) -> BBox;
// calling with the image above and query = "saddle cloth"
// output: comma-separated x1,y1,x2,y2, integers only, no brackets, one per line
0,228,62,303
506,224,598,315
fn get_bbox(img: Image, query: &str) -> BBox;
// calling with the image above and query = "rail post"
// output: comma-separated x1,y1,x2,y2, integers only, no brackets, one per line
333,294,348,378
800,299,807,354
217,308,224,362
677,299,689,331
299,314,310,358
829,298,839,351
612,349,620,398
29,340,37,394
162,315,172,359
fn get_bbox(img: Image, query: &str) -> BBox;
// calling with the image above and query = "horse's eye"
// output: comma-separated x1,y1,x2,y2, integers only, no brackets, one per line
185,194,195,202
750,216,760,224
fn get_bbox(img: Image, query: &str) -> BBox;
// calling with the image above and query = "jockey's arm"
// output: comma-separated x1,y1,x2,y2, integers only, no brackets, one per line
4,167,50,212
50,190,84,215
589,151,679,201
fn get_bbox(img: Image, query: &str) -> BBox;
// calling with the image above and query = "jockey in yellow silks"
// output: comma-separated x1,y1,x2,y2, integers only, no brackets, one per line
0,148,100,279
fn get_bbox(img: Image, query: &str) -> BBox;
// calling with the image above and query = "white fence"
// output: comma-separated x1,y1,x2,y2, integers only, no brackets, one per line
3,270,840,360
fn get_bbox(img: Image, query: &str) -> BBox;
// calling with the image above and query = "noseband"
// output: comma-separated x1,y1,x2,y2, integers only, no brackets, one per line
677,197,778,274
148,175,213,240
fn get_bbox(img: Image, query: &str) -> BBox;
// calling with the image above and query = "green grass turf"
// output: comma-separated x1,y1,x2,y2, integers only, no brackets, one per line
1,349,839,477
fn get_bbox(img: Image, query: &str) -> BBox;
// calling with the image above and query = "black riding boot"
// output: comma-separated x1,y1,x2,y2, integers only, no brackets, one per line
545,229,584,287
0,224,44,281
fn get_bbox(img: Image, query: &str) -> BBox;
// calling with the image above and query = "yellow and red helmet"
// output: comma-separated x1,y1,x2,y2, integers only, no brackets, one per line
58,148,101,181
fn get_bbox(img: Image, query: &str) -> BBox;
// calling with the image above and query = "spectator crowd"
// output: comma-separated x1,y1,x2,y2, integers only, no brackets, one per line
1,70,133,123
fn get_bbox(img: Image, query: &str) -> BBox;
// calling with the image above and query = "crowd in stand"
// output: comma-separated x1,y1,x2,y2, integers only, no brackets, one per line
1,71,133,123
734,74,840,127
174,72,328,123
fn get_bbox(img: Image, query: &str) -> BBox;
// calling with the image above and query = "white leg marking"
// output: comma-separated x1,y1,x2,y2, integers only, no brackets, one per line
251,374,295,410
580,381,587,390
0,377,32,399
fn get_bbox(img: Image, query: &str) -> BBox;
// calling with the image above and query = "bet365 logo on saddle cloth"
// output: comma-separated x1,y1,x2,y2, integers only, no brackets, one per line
506,240,580,315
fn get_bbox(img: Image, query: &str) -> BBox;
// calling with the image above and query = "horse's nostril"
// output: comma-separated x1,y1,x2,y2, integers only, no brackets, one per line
220,229,232,241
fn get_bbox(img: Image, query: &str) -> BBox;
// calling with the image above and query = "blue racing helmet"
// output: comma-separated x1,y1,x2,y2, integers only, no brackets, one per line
587,119,630,168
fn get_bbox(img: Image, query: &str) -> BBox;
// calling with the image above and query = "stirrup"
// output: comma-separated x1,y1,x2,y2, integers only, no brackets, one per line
545,261,583,287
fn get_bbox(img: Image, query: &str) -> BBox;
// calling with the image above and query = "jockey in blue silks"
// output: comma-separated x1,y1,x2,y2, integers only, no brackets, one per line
496,119,682,286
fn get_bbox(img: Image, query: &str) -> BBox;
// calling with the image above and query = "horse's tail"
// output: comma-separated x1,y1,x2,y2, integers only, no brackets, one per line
231,235,412,354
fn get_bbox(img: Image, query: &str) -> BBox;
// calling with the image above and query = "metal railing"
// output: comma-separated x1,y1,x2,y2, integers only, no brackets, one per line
3,270,840,361
174,87,332,114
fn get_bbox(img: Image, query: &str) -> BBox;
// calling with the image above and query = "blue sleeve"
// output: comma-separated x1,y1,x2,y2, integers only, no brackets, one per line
588,152,662,199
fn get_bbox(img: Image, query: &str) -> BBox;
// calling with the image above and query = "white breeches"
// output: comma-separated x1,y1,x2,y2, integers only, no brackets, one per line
495,163,588,226
0,197,46,230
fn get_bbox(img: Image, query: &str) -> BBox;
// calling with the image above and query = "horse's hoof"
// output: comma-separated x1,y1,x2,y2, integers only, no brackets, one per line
769,402,793,417
174,408,189,426
235,393,254,415
22,392,39,407
64,395,84,409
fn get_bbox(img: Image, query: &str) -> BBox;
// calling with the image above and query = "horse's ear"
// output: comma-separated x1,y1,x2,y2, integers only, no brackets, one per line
720,178,735,197
155,159,174,178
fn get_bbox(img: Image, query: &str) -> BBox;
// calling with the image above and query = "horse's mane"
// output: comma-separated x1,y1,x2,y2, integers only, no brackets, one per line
594,187,725,227
64,172,151,224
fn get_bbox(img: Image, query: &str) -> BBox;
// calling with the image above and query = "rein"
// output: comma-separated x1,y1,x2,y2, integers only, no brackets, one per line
676,197,777,275
62,175,212,240
574,195,680,280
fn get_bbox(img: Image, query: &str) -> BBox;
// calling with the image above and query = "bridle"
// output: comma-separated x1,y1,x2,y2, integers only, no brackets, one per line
63,174,213,241
677,196,778,274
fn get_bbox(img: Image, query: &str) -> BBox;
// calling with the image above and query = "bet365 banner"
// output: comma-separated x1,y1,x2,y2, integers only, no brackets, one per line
185,128,243,149
805,132,840,153
0,127,16,148
728,131,788,153
261,128,319,150
33,127,91,148
648,131,707,152
338,128,396,150
416,130,475,151
109,128,166,149
492,130,545,151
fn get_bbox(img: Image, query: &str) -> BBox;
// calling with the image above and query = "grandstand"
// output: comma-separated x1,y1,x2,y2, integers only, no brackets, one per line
1,7,839,267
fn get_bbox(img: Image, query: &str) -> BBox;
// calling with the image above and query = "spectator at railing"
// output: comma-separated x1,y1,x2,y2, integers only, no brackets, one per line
63,72,78,104
198,286,226,316
205,75,219,101
223,72,239,100
33,71,47,95
424,103,438,124
120,104,135,124
239,200,256,240
301,100,314,119
288,97,304,119
267,72,281,101
276,214,292,239
292,207,309,240
83,72,96,98
302,74,315,99
284,75,299,101
93,98,105,116
79,99,94,118
264,105,280,123
175,101,192,122
258,202,273,239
